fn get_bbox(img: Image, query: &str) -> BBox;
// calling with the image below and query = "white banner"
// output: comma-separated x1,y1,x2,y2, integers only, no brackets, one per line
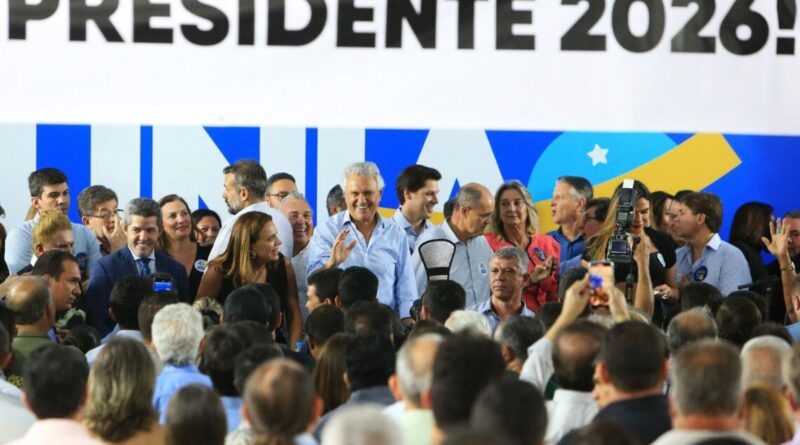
0,0,798,133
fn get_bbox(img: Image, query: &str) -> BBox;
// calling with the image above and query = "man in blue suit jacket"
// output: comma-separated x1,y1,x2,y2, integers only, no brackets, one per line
85,198,190,337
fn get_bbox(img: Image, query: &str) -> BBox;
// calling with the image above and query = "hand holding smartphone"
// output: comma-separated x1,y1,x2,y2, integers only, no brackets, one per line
589,260,615,308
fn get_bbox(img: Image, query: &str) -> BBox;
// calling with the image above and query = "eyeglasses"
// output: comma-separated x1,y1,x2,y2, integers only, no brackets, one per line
88,209,124,221
267,192,291,200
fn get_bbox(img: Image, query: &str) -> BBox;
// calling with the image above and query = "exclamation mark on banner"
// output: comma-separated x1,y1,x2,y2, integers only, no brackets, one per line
777,0,797,54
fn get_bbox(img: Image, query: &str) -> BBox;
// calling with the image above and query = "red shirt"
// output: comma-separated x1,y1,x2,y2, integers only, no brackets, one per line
484,232,561,311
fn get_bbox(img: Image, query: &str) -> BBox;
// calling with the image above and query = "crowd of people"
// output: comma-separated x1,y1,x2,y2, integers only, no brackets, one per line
1,158,800,445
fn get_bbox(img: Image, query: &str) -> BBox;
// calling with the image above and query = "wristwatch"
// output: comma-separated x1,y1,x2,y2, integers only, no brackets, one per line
781,263,796,272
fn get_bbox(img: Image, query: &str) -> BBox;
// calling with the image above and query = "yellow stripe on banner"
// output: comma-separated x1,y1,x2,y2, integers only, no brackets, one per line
535,133,742,233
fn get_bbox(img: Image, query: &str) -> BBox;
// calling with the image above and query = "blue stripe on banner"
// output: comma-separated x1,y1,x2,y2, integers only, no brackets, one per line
36,124,91,223
140,126,153,198
305,128,318,226
364,129,429,210
204,127,260,164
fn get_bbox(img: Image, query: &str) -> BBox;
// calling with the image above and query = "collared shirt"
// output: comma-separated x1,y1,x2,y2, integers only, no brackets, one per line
593,394,671,445
314,386,396,440
0,372,23,400
398,409,435,445
5,214,101,275
208,202,294,262
548,228,585,276
306,212,417,318
652,429,766,445
6,419,105,445
221,396,243,433
292,244,310,321
153,364,213,423
468,298,536,335
383,400,406,422
129,247,156,276
545,389,598,445
676,233,752,295
412,221,493,308
85,330,143,366
392,209,433,254
0,392,35,444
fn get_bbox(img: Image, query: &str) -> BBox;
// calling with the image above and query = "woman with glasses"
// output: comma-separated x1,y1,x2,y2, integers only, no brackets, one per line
484,181,560,311
157,195,211,300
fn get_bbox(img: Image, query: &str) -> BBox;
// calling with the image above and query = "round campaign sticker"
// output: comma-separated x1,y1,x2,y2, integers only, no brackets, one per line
194,259,208,273
693,266,708,282
75,252,88,271
533,247,546,262
479,262,488,276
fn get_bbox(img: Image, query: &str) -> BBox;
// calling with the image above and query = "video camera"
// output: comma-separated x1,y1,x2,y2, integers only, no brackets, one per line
606,179,638,265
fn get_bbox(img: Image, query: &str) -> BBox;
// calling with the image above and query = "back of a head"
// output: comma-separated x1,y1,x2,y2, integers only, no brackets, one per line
423,280,466,323
553,320,606,392
109,275,151,330
345,301,393,339
251,283,281,330
305,304,345,347
783,343,800,410
233,344,284,394
84,338,157,442
31,249,76,279
670,339,741,417
728,290,768,324
7,276,51,326
338,266,378,309
558,267,588,301
152,303,204,366
471,377,547,445
742,384,795,445
572,419,638,445
680,282,724,313
716,296,762,348
751,322,793,345
138,292,180,341
345,333,395,392
740,336,791,391
244,359,315,444
495,316,544,362
199,325,246,397
166,384,227,445
313,333,354,413
601,321,667,392
24,344,89,419
444,310,490,337
667,307,718,354
396,333,443,406
227,320,275,349
440,428,513,445
432,334,505,430
223,284,270,327
307,267,344,302
321,404,402,445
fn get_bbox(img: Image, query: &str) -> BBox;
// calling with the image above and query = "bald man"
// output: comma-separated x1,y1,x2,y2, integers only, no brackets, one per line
412,183,495,307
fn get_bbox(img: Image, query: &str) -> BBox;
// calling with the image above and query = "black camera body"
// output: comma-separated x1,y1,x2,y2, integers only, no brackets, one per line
606,179,638,265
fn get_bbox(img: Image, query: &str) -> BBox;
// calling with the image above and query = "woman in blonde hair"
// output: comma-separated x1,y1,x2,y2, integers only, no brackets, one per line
583,180,677,323
742,384,795,445
484,180,560,311
196,212,302,348
83,337,164,445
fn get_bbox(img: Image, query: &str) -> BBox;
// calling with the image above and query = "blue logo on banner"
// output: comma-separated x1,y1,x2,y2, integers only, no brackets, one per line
693,266,709,282
533,247,546,261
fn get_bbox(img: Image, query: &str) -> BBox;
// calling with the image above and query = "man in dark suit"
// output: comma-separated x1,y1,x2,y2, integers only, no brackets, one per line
84,197,190,337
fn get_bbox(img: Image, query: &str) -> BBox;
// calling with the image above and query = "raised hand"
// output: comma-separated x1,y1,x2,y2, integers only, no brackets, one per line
326,229,357,268
762,217,789,259
529,256,554,284
103,213,128,253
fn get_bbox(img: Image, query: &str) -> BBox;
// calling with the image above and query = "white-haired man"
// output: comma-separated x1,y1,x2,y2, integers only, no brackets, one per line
151,303,211,423
306,162,417,321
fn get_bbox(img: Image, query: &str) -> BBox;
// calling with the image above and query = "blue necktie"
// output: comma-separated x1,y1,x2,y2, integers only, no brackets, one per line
137,258,151,277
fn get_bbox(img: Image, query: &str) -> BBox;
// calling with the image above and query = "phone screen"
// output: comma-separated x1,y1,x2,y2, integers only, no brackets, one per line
588,260,615,307
153,279,173,293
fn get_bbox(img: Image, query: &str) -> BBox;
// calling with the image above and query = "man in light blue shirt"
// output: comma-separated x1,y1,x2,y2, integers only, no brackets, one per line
412,184,494,308
469,247,535,334
5,168,101,275
547,176,593,276
306,162,417,320
392,165,441,254
673,192,751,295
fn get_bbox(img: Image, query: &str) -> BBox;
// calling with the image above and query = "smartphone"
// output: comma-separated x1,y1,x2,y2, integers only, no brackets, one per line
152,273,174,293
588,260,615,307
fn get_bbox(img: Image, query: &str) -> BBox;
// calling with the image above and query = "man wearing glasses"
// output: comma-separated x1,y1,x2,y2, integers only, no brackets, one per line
266,172,298,209
5,168,101,274
77,185,127,256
